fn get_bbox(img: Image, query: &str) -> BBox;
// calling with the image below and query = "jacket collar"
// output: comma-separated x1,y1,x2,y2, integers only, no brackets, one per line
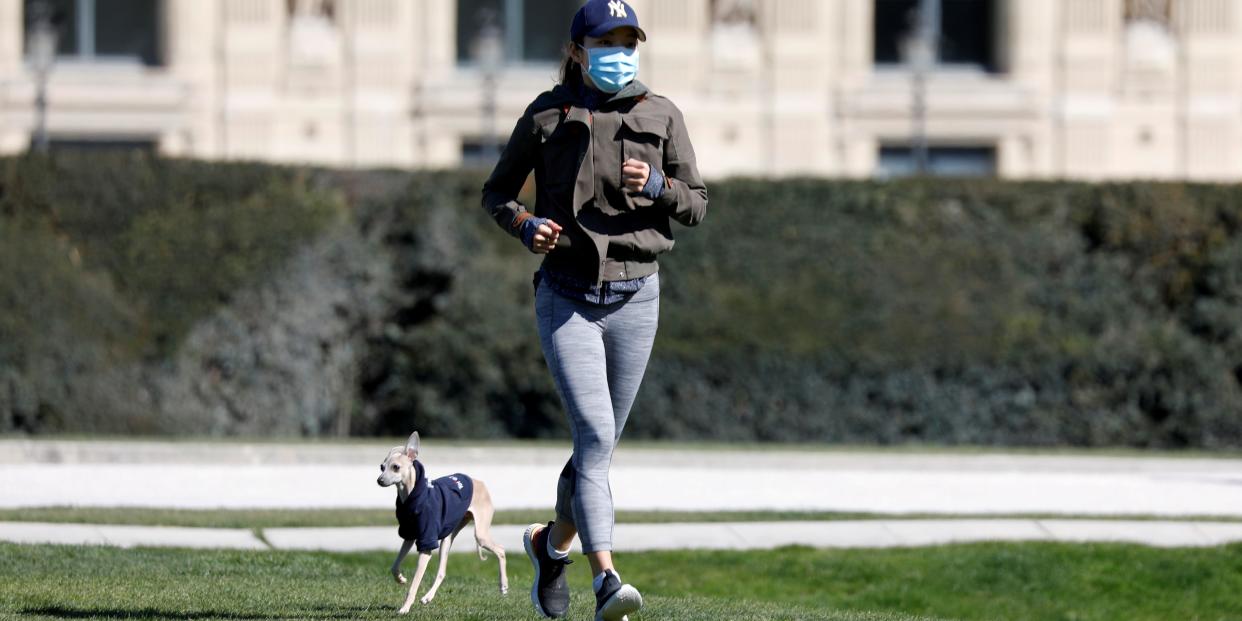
551,79,650,112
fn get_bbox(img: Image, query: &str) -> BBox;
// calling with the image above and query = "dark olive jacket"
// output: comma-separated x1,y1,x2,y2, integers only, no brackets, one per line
482,80,708,286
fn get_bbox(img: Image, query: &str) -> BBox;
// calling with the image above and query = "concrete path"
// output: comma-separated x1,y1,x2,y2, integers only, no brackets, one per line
5,519,1242,552
4,440,1242,517
0,521,267,550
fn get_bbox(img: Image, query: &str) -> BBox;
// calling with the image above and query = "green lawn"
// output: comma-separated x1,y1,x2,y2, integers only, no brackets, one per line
0,507,897,529
4,506,1241,529
2,542,1240,621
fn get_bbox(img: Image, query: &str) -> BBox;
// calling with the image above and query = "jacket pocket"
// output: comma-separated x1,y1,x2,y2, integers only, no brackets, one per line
620,114,668,166
619,114,669,208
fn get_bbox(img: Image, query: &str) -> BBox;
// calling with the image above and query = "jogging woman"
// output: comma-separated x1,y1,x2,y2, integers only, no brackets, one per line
481,0,707,618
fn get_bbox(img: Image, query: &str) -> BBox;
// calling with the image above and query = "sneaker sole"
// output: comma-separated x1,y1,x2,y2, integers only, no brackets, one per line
596,584,642,621
523,523,550,618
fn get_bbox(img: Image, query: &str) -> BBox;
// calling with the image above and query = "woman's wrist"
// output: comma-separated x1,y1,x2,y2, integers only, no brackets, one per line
520,216,549,250
640,167,666,200
510,211,533,237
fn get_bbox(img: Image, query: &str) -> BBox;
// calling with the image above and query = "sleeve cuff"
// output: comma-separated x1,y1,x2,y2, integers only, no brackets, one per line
640,167,666,200
509,211,533,236
519,215,547,250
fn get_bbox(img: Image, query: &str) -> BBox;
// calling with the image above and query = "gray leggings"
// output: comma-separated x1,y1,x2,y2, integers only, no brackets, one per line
535,273,660,553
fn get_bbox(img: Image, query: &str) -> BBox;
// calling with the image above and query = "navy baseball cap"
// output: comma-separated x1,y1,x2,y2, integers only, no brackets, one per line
571,0,647,42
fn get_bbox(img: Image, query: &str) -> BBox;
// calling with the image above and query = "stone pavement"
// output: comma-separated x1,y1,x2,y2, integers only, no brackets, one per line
4,519,1242,552
4,439,1242,517
4,439,1242,552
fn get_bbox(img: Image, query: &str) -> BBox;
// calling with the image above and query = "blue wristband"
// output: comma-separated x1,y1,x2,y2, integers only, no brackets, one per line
520,216,549,251
640,167,666,200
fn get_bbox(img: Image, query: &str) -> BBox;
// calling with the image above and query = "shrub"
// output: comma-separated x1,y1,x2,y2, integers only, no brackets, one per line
0,154,344,433
4,154,1242,447
367,175,1242,447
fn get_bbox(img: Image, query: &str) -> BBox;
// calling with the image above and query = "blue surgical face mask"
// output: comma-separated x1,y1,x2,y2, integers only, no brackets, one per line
580,45,639,93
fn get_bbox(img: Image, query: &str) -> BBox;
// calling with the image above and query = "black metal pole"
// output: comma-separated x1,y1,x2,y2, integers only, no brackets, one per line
28,0,58,154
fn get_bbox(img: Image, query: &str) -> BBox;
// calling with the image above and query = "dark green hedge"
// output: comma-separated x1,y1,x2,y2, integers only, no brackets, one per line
3,153,1241,447
623,180,1242,447
0,154,344,432
368,175,1242,448
2,153,343,354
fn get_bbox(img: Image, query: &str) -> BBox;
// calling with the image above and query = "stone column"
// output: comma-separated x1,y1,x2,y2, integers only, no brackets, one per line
835,0,873,177
1057,0,1123,179
836,0,872,86
1005,0,1057,177
0,0,20,75
0,0,27,154
639,0,708,96
163,0,220,158
1178,0,1242,180
760,0,835,176
342,0,416,168
218,0,285,161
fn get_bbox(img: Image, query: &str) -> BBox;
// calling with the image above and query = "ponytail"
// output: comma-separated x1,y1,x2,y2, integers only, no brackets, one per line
558,40,584,88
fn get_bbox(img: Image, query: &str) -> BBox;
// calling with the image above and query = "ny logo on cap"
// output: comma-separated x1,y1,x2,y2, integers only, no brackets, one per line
608,0,627,18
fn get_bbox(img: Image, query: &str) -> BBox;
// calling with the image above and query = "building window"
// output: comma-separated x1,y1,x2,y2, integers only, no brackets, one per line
24,0,162,66
877,145,997,177
461,137,505,169
457,0,583,65
46,137,158,152
874,0,997,71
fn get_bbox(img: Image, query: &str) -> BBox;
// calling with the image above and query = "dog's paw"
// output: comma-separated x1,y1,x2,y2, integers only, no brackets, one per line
397,606,411,615
394,574,407,585
419,595,433,605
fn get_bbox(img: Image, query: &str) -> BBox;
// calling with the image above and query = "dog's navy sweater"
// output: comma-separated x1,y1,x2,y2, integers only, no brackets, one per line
396,461,474,553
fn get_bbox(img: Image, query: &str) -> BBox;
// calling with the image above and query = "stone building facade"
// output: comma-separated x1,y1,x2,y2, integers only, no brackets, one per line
0,0,1238,180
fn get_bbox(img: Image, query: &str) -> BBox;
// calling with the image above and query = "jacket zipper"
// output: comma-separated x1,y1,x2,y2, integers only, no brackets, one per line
589,111,603,290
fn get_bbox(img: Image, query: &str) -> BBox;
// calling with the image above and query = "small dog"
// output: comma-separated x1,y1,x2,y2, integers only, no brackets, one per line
377,431,508,614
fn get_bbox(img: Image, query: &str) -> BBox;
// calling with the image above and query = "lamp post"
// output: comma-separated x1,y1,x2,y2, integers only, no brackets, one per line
901,0,939,176
472,10,504,163
758,2,775,177
27,0,60,154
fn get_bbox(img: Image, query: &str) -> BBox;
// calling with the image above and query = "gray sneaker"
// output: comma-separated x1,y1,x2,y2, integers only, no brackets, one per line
524,522,572,618
594,569,642,621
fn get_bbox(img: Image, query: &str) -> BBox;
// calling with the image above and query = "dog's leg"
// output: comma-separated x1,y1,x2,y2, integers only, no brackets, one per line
419,534,454,605
469,479,509,595
398,552,432,614
391,539,413,584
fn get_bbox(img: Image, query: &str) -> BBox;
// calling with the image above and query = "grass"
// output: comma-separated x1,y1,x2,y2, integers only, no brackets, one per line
2,541,1240,620
2,506,1240,529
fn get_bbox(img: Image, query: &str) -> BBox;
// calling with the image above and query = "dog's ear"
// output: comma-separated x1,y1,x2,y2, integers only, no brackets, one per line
405,431,420,460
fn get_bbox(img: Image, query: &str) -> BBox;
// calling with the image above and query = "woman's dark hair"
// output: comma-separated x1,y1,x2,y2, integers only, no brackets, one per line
558,40,585,87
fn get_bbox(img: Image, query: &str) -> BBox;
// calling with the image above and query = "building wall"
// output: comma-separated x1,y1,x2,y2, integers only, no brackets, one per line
0,0,1237,180
0,0,25,153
